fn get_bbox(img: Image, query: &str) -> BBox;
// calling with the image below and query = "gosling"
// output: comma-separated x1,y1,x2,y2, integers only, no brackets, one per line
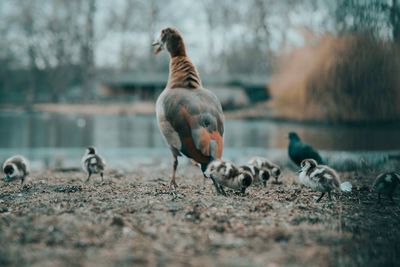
372,172,400,204
2,155,30,185
248,156,281,183
205,159,253,196
240,164,270,187
81,146,106,182
299,159,352,202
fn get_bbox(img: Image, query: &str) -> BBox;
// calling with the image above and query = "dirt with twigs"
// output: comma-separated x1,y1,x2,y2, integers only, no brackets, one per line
0,164,399,267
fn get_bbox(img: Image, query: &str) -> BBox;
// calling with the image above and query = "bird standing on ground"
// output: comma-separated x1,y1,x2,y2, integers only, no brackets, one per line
298,159,352,202
153,27,224,191
288,132,324,166
2,155,30,185
205,159,253,195
372,172,400,203
247,156,281,183
81,146,106,182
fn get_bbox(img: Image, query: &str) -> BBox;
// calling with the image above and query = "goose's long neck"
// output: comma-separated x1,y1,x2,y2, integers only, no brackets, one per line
166,51,202,89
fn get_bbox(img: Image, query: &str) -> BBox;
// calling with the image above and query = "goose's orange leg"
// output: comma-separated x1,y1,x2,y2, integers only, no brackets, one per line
170,156,178,189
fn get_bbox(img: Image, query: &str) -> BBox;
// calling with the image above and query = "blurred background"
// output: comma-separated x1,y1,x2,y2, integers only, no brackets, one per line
0,0,399,170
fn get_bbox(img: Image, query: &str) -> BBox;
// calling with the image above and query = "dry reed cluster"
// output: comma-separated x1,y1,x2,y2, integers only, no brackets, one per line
270,34,400,123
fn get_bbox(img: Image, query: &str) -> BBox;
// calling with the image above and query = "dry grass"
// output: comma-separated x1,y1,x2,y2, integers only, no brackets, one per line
270,34,400,123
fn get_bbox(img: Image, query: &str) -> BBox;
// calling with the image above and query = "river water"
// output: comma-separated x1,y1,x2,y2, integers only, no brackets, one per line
0,111,399,170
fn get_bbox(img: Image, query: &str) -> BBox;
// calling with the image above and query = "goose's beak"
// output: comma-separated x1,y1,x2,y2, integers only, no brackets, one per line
152,40,163,55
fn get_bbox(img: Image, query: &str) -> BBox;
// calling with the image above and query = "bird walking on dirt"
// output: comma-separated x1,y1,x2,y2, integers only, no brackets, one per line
81,146,106,183
2,155,30,185
298,159,352,202
247,156,281,184
153,27,224,192
288,132,324,166
371,172,400,204
205,159,253,195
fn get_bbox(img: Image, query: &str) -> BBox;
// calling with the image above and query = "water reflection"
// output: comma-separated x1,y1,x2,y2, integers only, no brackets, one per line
0,111,399,151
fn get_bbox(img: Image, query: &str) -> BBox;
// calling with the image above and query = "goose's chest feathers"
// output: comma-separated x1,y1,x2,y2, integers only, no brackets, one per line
156,89,182,152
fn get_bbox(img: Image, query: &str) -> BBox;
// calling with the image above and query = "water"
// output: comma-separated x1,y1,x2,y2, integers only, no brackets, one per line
0,111,399,170
1,111,399,150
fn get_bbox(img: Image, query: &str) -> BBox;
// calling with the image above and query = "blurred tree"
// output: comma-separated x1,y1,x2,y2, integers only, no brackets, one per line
202,0,243,73
106,0,168,72
0,0,398,105
389,0,400,42
334,0,400,43
0,0,99,103
81,0,96,100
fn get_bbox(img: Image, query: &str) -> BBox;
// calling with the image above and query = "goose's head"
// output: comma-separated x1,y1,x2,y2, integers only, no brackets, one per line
271,166,281,178
86,146,96,155
152,27,186,57
288,132,300,142
238,171,253,194
3,164,18,182
259,169,270,187
300,159,318,171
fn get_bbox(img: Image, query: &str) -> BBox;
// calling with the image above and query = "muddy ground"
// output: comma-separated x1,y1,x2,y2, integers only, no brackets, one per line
0,163,399,267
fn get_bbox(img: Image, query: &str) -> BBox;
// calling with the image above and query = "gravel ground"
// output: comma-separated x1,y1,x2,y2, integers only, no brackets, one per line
0,163,399,267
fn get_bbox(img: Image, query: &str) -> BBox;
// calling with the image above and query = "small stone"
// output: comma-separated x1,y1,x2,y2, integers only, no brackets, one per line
111,216,125,227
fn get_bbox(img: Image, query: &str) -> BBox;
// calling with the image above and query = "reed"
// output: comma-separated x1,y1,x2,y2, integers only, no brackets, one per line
270,34,400,123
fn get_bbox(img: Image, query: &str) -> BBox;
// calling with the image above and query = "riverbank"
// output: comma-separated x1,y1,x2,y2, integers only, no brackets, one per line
31,102,273,120
0,164,399,267
2,102,277,120
2,102,400,124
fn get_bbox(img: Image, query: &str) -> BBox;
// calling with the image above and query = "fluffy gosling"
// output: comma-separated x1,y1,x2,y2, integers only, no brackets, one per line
372,172,400,204
81,146,106,182
247,156,281,183
299,159,352,202
240,164,270,187
2,155,30,185
205,159,253,196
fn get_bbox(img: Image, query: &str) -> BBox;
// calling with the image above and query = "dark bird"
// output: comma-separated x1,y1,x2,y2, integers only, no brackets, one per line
2,155,30,185
81,146,106,182
299,159,352,202
288,132,324,166
153,27,224,191
204,160,253,195
372,172,400,204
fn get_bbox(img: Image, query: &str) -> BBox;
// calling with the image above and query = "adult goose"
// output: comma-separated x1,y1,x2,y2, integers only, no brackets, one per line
153,27,224,190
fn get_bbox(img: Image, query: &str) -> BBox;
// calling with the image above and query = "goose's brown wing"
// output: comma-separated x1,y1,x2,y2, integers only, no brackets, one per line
162,88,224,165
